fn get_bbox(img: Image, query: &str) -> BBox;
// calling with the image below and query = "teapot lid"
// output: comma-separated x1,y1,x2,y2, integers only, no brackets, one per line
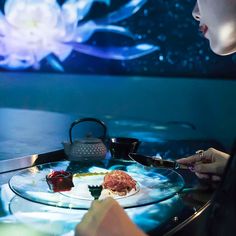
74,132,103,144
77,137,102,144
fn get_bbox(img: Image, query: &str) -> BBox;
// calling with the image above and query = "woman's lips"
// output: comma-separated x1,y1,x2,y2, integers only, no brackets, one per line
199,24,208,36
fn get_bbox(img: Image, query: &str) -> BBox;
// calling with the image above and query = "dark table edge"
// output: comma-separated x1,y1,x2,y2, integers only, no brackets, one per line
0,149,65,174
163,201,211,236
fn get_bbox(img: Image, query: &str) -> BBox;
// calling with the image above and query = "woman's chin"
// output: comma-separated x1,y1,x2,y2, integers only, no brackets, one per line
210,41,236,56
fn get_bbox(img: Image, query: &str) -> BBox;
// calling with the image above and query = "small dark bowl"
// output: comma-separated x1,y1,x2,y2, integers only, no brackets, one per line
109,137,140,160
46,170,74,192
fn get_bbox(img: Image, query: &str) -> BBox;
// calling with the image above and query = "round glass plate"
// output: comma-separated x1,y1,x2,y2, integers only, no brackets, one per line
9,160,184,209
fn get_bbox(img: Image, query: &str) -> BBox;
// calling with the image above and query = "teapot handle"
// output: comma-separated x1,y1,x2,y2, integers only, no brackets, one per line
69,117,107,143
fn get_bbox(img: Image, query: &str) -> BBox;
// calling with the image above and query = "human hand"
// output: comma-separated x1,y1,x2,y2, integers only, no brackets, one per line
75,197,147,236
177,148,230,180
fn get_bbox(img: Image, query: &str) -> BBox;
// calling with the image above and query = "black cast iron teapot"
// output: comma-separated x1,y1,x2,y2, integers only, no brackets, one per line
62,118,107,161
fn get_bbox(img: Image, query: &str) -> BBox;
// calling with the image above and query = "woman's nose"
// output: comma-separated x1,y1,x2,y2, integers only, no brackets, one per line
192,3,201,21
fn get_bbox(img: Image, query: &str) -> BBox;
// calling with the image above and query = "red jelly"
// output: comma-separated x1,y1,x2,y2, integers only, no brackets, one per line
46,170,74,192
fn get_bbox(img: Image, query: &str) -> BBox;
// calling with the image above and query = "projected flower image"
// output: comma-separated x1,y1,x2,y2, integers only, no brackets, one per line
0,0,158,71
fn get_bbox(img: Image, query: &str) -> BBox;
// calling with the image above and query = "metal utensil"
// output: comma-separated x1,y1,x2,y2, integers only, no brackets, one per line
128,153,192,170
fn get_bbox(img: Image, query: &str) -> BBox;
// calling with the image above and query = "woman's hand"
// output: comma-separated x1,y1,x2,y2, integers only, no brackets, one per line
177,148,230,180
75,197,147,236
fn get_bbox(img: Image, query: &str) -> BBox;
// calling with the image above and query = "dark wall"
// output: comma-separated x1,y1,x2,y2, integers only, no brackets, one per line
1,72,236,150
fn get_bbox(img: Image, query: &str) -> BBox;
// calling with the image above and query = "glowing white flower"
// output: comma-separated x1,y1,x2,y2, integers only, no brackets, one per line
0,0,158,70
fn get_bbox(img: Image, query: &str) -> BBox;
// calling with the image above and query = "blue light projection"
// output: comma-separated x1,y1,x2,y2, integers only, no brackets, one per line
0,0,158,71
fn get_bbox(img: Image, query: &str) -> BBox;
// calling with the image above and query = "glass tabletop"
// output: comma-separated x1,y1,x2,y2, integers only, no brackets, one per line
9,159,184,209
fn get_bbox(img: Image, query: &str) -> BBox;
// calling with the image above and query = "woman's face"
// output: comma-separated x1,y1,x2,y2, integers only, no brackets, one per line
192,0,236,55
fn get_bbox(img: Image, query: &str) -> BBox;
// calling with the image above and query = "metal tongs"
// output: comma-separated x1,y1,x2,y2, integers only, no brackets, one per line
128,153,193,170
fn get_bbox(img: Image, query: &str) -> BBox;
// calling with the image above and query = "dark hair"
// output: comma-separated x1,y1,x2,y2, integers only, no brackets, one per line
207,139,236,236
